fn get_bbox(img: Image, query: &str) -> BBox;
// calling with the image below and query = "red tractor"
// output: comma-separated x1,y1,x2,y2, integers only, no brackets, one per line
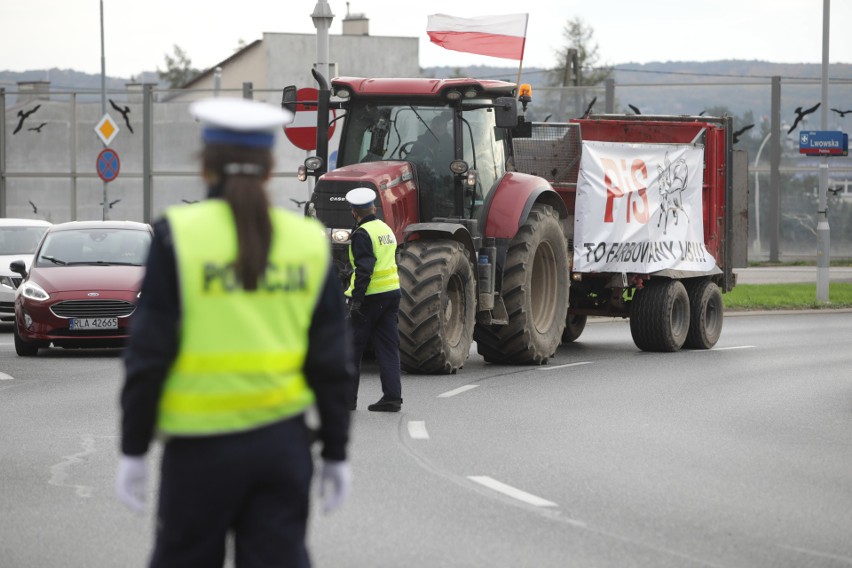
284,72,747,375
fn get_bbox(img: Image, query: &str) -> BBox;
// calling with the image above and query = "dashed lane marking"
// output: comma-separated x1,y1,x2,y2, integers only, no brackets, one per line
407,421,429,440
467,475,558,507
438,384,479,398
706,345,755,351
538,361,592,371
0,372,14,380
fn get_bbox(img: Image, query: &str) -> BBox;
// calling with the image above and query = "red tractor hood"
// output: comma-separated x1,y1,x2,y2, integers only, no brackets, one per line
323,161,414,192
320,161,419,236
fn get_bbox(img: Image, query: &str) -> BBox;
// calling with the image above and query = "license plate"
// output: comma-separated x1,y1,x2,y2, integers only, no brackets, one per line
69,317,118,330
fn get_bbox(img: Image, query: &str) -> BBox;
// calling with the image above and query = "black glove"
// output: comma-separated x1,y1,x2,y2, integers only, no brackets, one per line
348,301,364,321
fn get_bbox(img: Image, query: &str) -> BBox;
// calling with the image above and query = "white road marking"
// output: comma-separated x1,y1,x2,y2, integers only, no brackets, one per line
467,475,558,507
708,345,755,351
48,435,96,498
407,421,429,440
438,384,479,398
538,361,592,371
0,372,14,380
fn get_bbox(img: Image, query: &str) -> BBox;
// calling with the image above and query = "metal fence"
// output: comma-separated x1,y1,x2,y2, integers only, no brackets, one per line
1,84,311,225
4,76,852,261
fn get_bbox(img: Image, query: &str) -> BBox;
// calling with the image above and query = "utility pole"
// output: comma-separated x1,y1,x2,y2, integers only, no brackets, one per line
100,0,108,221
816,0,831,301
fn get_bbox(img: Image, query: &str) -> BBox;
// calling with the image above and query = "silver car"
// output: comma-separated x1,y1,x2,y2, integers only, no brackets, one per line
1,218,52,323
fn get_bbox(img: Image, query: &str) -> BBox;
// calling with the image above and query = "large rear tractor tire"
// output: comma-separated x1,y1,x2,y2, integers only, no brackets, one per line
398,240,476,374
629,279,690,352
683,279,723,349
561,313,588,343
475,204,569,365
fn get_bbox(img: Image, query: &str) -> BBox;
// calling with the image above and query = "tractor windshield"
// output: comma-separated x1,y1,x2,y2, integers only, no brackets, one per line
339,103,452,166
339,100,508,219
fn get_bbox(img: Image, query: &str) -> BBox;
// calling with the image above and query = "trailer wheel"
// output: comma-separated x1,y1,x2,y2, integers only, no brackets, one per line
398,239,475,374
561,313,587,343
629,279,690,352
683,279,723,349
475,204,568,364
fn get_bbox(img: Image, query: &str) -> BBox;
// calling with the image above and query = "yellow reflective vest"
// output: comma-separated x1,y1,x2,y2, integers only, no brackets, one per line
158,200,329,436
346,219,400,297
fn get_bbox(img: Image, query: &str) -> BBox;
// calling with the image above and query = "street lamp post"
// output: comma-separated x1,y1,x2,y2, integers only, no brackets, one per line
752,123,788,257
753,132,771,255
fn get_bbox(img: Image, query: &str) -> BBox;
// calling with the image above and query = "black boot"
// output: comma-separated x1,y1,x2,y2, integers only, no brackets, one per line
367,397,402,412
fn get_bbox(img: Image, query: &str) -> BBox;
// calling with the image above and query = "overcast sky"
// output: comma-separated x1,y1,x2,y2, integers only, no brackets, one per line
3,0,851,78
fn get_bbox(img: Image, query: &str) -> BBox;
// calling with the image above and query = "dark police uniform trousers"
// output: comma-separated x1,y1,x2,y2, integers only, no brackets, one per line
350,292,402,403
151,418,313,567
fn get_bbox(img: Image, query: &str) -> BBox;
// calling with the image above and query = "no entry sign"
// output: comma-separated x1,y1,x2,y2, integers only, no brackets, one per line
96,148,120,183
284,88,336,151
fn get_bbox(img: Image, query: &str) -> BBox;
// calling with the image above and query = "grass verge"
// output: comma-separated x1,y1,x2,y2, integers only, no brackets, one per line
724,283,852,310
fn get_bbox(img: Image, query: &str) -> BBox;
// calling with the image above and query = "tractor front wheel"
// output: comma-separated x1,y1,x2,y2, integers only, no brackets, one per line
398,240,476,374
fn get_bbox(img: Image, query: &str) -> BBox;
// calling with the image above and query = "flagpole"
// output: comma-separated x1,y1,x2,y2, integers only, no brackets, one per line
515,14,529,99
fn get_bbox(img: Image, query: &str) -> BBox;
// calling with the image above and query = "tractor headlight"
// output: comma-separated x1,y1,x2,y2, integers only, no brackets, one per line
330,229,352,244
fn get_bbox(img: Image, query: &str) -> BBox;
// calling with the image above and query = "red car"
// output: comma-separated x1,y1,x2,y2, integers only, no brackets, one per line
11,220,152,356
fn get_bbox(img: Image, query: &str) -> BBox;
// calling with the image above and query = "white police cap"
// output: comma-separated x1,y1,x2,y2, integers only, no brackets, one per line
190,98,294,148
345,187,377,208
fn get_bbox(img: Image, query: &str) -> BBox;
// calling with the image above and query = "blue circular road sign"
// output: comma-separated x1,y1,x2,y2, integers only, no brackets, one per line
96,148,120,182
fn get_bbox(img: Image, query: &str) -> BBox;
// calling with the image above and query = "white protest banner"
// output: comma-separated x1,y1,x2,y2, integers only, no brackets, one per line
573,141,717,273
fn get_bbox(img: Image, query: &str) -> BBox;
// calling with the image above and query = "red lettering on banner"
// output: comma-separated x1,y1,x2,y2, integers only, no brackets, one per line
602,158,623,223
629,160,649,224
601,157,650,225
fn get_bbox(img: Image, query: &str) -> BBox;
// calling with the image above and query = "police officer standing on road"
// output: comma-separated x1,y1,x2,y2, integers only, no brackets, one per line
345,187,403,412
115,97,354,567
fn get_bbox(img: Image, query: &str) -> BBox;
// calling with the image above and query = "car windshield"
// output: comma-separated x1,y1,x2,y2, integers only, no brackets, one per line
36,228,151,267
0,226,49,255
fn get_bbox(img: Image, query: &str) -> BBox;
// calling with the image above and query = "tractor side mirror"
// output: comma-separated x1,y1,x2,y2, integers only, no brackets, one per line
281,86,297,114
494,97,518,129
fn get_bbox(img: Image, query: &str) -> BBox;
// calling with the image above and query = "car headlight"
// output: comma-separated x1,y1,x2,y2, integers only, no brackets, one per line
0,275,15,290
20,281,49,301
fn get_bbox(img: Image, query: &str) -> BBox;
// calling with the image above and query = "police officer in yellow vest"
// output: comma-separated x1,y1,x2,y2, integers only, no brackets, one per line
116,97,354,568
345,187,403,412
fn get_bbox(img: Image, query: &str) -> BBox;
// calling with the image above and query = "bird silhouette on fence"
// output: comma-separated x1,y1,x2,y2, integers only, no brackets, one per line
732,124,754,144
787,103,820,134
831,108,852,118
13,105,41,134
582,96,597,119
109,99,134,133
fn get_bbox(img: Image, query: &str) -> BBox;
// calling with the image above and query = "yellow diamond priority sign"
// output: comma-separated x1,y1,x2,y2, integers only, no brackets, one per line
95,113,120,146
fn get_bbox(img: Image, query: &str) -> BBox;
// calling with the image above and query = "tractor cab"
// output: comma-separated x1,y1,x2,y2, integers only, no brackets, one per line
336,98,512,224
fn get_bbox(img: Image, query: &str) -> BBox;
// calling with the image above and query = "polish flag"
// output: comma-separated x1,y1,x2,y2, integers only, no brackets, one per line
427,13,529,61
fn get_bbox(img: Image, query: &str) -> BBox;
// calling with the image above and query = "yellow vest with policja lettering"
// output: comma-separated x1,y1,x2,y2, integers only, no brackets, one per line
346,219,400,297
158,200,329,435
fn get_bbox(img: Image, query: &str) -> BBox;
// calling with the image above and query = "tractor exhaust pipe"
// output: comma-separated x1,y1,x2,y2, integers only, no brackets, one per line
311,68,330,177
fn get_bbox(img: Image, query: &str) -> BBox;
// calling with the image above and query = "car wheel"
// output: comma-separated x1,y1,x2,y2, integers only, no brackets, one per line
14,324,40,357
